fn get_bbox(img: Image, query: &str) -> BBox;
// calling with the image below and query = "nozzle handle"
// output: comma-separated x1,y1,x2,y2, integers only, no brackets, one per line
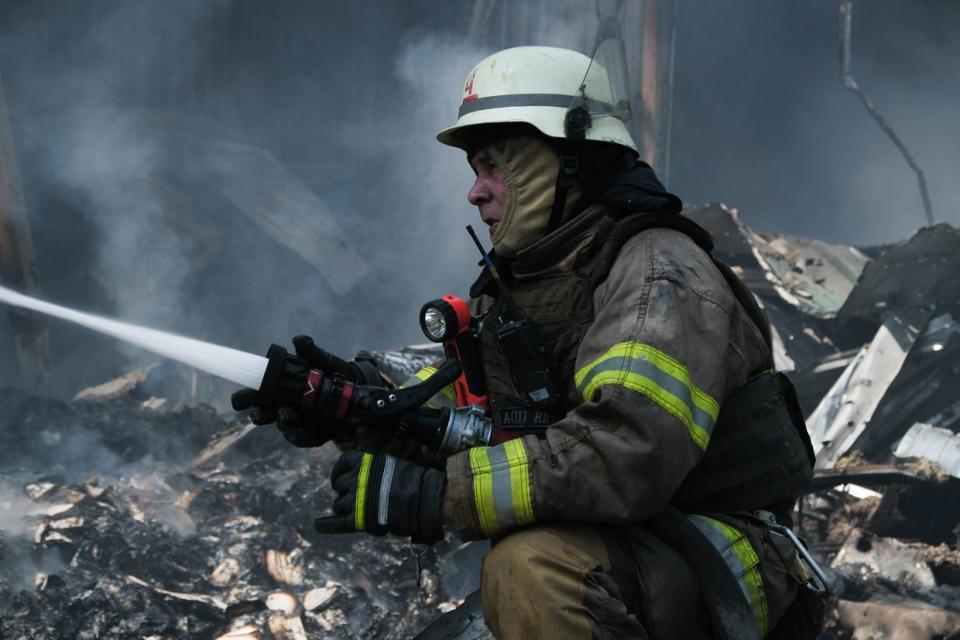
258,344,297,405
365,359,462,418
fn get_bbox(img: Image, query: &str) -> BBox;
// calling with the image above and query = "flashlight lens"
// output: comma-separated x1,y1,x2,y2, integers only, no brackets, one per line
423,307,448,341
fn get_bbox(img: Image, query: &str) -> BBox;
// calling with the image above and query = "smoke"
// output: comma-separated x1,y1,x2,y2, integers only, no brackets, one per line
126,471,197,537
0,0,956,400
357,32,488,300
0,2,509,398
669,0,960,245
0,1,235,387
0,481,37,538
8,1,232,328
0,481,65,589
52,110,190,332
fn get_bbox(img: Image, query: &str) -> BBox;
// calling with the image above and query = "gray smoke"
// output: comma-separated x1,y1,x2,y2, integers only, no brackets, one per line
669,0,960,244
0,481,36,538
54,108,190,332
0,0,956,399
368,32,487,287
0,2,487,394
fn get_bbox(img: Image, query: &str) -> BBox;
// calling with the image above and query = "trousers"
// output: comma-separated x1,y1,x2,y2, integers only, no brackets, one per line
480,520,800,639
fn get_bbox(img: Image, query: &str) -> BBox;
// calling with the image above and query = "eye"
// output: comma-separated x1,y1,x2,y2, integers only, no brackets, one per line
477,157,498,174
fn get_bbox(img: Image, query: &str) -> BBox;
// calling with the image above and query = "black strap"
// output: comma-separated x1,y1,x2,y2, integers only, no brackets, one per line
712,259,775,370
766,583,826,639
598,528,644,622
644,507,762,640
547,152,579,232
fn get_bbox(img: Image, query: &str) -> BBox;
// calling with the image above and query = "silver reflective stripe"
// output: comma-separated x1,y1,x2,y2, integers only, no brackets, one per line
578,356,716,437
377,456,396,527
688,515,751,606
485,445,518,531
459,93,614,117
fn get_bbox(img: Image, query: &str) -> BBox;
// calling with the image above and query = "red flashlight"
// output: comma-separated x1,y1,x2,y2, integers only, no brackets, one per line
420,295,488,408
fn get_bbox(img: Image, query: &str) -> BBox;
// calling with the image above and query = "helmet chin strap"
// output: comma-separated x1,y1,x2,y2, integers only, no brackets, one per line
547,150,579,233
547,100,591,232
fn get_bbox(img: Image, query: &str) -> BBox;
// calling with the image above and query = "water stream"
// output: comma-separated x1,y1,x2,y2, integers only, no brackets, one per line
0,284,267,389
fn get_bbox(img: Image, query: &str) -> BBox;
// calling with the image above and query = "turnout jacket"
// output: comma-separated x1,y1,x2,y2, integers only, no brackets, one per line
445,204,771,540
440,204,808,633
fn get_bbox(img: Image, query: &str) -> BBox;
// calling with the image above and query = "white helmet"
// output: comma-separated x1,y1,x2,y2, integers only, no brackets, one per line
437,45,638,155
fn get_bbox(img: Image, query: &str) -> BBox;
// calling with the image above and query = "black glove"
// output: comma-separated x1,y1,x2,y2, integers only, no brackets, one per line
231,336,376,448
314,450,446,544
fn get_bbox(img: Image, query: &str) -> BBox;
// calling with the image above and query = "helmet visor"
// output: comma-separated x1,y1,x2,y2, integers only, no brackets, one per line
571,38,632,123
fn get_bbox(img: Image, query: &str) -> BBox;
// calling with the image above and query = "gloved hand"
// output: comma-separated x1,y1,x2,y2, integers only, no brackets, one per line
314,450,446,544
231,335,375,448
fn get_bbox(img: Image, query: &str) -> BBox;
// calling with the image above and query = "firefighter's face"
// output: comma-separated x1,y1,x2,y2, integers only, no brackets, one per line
467,148,508,236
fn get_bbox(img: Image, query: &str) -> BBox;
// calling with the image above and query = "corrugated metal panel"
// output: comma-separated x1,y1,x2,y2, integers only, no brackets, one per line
810,308,931,468
894,423,960,479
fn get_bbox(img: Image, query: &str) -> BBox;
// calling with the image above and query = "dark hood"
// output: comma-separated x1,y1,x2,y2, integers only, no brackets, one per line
598,160,683,214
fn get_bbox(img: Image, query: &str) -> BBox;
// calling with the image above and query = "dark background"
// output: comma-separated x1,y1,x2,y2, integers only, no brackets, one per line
0,0,956,396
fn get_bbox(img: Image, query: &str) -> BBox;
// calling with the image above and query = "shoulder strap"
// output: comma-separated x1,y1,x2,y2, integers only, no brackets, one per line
710,259,774,369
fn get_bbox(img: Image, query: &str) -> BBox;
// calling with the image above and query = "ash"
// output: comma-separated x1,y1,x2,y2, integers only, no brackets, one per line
0,374,469,640
4,206,960,639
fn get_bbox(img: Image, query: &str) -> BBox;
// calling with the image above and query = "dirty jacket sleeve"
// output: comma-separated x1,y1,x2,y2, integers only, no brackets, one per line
445,228,770,539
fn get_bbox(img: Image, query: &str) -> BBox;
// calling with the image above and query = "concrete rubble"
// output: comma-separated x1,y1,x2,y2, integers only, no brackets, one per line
1,202,958,638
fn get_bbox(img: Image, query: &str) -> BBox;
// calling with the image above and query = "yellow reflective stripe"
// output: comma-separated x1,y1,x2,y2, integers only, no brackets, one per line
469,446,499,536
413,367,457,400
413,366,438,383
744,557,768,636
399,366,457,409
354,453,373,531
576,342,720,417
689,515,769,635
713,519,768,635
503,439,535,526
592,369,711,450
468,441,535,536
574,342,719,451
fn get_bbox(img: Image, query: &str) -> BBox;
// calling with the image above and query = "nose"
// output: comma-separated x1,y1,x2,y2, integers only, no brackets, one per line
468,175,490,206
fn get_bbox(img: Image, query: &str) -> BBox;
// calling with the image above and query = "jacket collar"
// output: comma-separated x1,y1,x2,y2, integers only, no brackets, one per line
509,204,613,278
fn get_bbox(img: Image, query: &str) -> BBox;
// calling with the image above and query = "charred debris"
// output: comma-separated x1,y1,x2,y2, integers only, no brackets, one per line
0,352,479,640
1,204,960,638
689,204,960,639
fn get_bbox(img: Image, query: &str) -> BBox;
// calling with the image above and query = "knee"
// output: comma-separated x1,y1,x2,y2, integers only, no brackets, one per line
481,529,557,635
481,528,548,601
480,526,604,632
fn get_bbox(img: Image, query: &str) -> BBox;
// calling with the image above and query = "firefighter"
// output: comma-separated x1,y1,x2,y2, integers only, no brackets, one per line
235,46,820,639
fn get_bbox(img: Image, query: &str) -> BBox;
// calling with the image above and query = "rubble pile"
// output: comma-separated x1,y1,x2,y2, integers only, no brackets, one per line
1,204,958,638
0,362,474,640
690,205,960,639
